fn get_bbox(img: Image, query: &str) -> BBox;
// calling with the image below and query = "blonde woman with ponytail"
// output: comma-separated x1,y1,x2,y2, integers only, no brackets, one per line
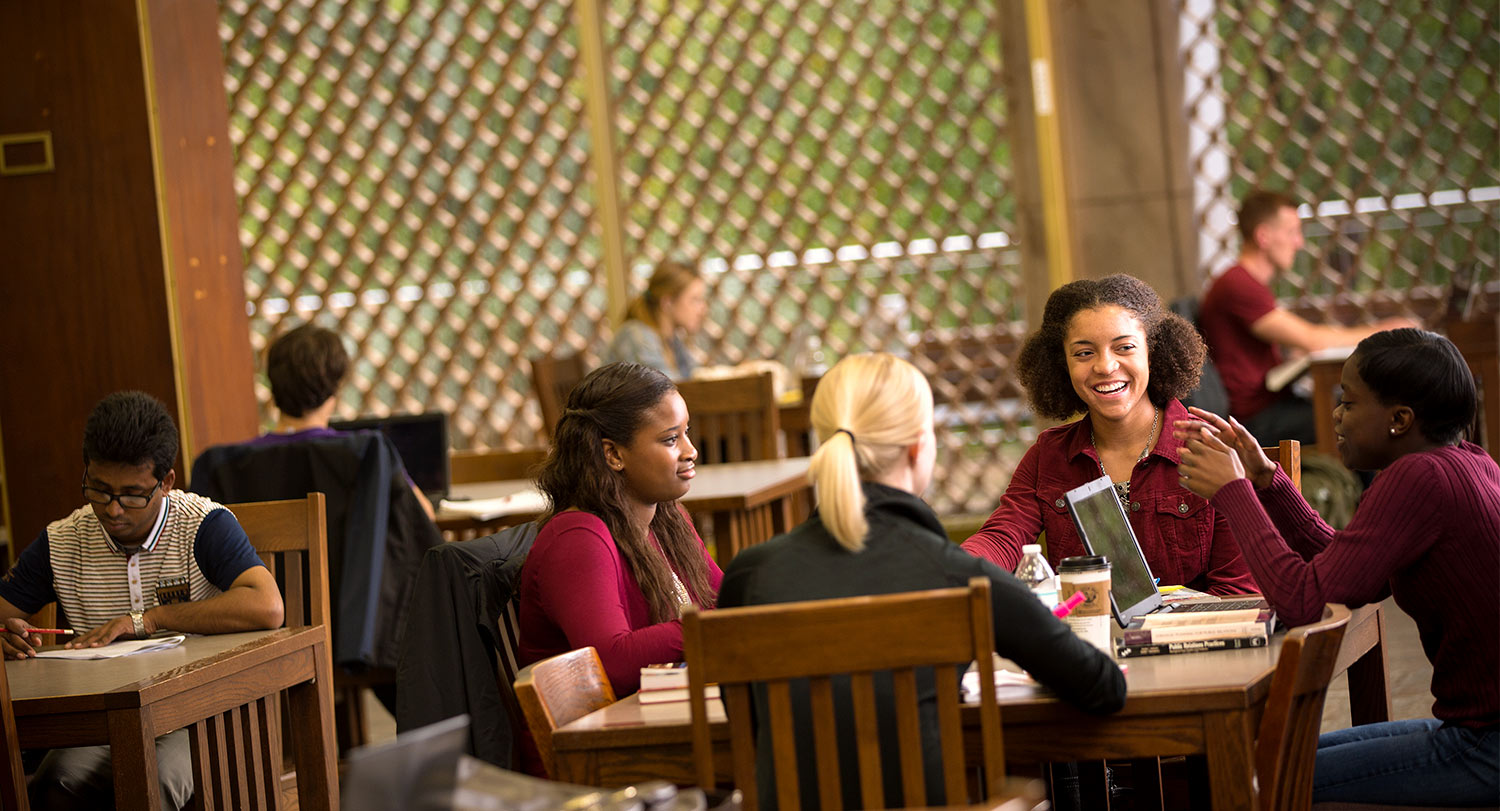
718,353,1126,810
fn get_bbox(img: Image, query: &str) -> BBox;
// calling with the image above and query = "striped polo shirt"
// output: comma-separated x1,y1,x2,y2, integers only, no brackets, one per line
47,490,227,631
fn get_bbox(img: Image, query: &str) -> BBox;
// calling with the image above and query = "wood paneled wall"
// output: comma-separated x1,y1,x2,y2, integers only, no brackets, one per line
0,1,258,555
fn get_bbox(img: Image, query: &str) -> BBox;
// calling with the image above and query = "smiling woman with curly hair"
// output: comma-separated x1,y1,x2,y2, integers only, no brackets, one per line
961,274,1258,595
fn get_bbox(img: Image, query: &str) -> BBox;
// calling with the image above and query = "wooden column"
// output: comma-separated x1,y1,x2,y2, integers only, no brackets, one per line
0,0,258,556
1004,0,1198,316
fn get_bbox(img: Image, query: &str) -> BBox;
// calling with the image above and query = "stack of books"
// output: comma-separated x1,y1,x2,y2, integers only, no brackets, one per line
1115,605,1275,659
638,663,720,704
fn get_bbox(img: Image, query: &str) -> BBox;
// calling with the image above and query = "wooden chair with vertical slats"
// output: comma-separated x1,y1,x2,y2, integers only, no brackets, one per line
1255,603,1351,811
683,578,1027,811
532,352,589,440
0,658,29,811
513,646,617,779
192,493,334,811
675,372,781,464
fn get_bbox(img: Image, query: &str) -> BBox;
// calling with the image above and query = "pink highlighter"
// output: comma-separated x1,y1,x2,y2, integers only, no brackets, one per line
1052,591,1087,618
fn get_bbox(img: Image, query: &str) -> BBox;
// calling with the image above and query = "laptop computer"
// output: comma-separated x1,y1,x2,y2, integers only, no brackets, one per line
1063,474,1268,627
342,713,468,810
331,411,451,502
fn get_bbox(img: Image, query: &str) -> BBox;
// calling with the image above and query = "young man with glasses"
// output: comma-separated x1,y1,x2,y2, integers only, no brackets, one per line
0,390,283,811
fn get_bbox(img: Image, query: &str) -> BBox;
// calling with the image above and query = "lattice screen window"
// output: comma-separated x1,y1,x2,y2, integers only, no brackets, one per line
221,0,1026,515
220,0,603,449
1183,0,1498,315
606,0,1023,514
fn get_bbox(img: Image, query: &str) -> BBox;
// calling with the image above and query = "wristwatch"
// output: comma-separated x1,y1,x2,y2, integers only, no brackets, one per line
130,611,146,639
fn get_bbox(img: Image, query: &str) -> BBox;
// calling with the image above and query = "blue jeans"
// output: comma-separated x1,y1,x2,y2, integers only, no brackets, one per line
1314,718,1500,806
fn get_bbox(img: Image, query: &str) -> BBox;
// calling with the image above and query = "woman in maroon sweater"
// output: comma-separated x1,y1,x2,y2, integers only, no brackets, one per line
1176,328,1499,806
517,362,721,697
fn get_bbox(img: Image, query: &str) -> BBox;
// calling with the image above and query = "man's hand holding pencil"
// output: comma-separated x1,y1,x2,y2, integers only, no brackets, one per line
0,617,73,660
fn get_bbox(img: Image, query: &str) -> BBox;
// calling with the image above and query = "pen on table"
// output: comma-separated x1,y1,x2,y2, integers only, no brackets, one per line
1052,592,1087,618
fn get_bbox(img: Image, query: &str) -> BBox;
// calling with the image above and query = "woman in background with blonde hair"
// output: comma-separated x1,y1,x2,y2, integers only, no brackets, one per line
718,352,1125,810
603,260,708,380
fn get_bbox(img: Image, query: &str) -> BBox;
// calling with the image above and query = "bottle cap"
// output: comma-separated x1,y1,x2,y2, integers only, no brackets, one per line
1021,543,1041,555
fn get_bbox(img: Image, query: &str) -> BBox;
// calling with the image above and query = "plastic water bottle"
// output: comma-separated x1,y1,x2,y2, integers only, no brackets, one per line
1014,544,1058,609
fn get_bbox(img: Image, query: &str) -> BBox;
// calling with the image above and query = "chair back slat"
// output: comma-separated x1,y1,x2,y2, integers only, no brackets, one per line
807,677,842,811
1254,603,1351,811
513,646,616,778
892,668,927,806
675,373,781,464
850,672,884,809
684,578,1005,810
934,662,967,802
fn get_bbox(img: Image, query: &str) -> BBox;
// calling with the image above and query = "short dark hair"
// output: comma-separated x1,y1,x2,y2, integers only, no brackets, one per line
1238,189,1300,244
537,362,716,622
1354,329,1477,445
83,391,179,479
1015,274,1205,420
266,323,350,417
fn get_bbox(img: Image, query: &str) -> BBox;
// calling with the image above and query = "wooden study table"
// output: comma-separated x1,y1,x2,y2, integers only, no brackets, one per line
438,456,813,568
550,604,1389,811
8,626,338,811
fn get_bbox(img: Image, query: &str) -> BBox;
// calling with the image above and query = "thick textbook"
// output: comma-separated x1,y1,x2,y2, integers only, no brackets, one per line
1115,635,1268,658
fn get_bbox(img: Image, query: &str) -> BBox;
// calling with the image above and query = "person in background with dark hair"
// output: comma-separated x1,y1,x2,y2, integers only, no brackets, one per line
1176,329,1499,806
1200,189,1416,444
963,274,1257,594
250,322,435,519
603,260,709,380
719,353,1125,809
517,362,721,701
0,391,283,810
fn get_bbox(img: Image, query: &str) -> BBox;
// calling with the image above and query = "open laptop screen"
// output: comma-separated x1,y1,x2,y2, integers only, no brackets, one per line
1064,475,1162,627
331,411,450,500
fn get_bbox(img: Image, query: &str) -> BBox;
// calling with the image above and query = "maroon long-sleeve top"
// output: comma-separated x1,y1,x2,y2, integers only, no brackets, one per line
1211,442,1500,727
517,510,722,695
962,398,1259,595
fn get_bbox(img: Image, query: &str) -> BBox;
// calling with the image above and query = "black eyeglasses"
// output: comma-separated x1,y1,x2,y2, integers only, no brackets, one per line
81,479,162,510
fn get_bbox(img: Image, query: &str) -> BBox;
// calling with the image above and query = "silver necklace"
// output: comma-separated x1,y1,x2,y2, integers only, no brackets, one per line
1091,406,1159,507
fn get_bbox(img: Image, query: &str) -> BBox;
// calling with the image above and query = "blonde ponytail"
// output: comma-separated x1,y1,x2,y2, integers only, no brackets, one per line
808,353,935,551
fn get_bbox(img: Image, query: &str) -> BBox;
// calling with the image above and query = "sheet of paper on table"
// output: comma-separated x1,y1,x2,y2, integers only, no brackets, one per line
440,489,547,521
33,634,187,660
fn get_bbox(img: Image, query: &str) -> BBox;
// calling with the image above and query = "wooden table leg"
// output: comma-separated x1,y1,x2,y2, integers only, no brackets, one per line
1202,709,1256,811
109,706,160,811
287,642,339,811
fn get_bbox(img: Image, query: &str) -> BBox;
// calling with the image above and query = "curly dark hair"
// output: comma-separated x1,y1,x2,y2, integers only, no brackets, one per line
536,362,716,622
83,391,179,479
1355,328,1477,445
1016,275,1205,420
266,323,350,418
